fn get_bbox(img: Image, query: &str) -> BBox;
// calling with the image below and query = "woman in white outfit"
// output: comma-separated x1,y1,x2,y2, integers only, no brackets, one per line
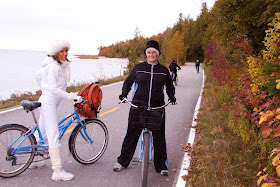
31,40,82,181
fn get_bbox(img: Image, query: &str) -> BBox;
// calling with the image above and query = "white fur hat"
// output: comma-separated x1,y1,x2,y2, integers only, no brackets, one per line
48,40,70,56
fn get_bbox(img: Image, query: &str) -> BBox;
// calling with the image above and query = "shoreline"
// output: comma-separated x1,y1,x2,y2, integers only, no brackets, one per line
0,53,128,109
0,50,128,100
0,74,127,110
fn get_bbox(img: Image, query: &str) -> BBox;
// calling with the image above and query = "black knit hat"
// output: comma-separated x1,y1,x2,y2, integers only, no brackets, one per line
144,40,161,56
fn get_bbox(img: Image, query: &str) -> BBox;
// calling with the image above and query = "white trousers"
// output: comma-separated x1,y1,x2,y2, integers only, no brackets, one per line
38,101,61,148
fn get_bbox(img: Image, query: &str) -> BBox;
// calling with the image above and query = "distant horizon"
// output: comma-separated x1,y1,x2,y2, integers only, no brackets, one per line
0,48,96,55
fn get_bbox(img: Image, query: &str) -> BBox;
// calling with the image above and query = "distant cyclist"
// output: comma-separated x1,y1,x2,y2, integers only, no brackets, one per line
168,60,181,81
195,59,200,73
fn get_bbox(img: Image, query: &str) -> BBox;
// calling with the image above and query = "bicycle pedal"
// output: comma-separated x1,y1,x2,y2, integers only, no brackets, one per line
38,150,49,159
132,158,139,165
41,153,49,159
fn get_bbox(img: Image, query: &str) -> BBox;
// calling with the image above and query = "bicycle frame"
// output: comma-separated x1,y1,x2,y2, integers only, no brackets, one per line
9,107,93,156
170,72,175,81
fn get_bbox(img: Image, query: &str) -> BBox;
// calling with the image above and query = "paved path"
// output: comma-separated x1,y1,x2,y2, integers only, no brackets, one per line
0,62,203,187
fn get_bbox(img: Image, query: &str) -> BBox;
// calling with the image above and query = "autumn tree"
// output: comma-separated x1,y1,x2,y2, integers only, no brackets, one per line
171,30,186,65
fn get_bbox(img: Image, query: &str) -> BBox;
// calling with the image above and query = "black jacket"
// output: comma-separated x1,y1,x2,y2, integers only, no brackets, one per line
122,61,175,107
169,62,181,73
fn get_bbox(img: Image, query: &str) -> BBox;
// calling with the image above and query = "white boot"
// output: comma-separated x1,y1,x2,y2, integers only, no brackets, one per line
49,148,74,181
29,156,45,169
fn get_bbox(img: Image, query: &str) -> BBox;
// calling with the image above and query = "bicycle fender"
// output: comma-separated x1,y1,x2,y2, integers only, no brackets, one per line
68,119,94,153
0,124,36,142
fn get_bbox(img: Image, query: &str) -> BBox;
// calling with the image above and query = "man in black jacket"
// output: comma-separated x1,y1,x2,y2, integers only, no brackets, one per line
113,40,176,176
169,60,181,82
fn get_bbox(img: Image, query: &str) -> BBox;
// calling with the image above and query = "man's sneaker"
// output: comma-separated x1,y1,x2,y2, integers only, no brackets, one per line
29,160,45,169
160,170,169,176
52,170,74,181
113,163,125,172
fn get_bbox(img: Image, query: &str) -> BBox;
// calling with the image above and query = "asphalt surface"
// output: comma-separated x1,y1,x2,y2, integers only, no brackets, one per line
0,62,203,187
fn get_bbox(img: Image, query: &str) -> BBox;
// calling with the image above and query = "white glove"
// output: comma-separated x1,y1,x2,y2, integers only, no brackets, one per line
68,93,76,101
74,96,83,103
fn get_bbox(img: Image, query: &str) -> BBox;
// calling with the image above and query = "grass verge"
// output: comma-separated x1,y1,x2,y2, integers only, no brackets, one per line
74,54,99,59
184,67,264,186
0,75,127,110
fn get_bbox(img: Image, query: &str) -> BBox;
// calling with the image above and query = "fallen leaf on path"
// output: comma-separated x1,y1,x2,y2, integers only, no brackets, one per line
164,179,169,181
68,161,73,164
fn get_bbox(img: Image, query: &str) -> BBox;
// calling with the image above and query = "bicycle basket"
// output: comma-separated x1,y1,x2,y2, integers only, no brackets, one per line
130,108,165,131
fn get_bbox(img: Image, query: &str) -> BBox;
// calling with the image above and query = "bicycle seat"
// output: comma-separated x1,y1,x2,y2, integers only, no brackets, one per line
20,100,41,112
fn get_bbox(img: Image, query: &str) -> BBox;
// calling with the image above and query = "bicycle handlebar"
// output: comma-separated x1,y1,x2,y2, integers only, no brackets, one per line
119,98,171,110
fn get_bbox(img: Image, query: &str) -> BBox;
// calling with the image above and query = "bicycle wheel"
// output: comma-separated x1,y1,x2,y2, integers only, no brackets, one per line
0,124,36,178
69,118,108,164
141,132,150,187
175,75,178,85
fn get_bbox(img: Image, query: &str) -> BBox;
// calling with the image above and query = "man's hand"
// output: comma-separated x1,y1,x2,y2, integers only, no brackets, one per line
119,94,127,101
168,96,176,105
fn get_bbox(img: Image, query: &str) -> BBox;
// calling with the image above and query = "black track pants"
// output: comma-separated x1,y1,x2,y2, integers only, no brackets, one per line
117,109,168,172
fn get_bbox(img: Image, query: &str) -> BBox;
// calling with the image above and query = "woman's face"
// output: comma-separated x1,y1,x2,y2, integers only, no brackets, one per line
56,47,68,61
146,49,158,64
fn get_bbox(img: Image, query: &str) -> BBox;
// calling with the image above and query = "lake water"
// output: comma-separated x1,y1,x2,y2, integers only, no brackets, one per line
0,49,128,99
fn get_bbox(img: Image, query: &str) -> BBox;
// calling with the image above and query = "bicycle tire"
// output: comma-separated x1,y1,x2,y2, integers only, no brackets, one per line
0,124,36,178
141,132,150,187
69,118,108,164
175,76,178,85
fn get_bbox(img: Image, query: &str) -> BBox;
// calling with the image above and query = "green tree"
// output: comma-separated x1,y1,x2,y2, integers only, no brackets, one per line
127,26,146,71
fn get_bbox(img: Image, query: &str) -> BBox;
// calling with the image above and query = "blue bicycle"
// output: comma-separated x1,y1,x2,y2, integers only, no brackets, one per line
121,98,170,187
0,99,108,178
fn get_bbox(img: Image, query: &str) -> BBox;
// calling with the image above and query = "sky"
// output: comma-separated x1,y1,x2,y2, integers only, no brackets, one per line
0,0,216,55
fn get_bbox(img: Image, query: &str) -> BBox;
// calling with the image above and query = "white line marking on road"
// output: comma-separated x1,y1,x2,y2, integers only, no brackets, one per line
100,81,123,88
0,106,23,115
176,69,205,187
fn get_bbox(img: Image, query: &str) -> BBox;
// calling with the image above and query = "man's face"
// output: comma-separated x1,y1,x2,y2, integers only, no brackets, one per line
146,49,158,64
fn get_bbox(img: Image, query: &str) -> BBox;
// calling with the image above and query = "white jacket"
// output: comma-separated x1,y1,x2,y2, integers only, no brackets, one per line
35,57,72,104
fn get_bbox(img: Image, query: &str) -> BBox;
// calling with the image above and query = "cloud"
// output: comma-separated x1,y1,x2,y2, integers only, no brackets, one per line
0,0,216,54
